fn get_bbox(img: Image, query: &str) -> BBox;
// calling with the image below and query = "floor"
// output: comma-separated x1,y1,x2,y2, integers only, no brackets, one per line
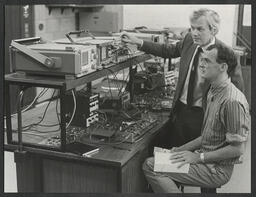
4,132,251,193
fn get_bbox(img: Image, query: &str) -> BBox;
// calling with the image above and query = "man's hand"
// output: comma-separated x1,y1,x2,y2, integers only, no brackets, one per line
170,151,200,168
170,147,180,153
120,31,143,46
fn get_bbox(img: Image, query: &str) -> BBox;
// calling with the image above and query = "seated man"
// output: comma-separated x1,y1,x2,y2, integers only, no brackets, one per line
142,42,250,193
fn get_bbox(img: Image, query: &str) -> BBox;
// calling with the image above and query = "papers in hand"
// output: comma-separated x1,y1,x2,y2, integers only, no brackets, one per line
153,147,190,173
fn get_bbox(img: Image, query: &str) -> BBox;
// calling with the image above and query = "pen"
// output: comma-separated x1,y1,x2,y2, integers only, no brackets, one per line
82,148,99,157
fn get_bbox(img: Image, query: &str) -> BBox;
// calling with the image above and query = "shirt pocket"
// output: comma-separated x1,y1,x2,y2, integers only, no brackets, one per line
211,111,222,131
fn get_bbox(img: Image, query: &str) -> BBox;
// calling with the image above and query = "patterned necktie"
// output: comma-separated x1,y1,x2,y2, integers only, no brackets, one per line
187,47,203,107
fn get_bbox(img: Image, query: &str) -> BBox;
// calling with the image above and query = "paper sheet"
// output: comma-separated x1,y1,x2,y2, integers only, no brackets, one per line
153,147,190,173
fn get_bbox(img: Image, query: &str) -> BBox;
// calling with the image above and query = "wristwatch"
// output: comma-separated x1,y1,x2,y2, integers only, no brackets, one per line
200,153,205,163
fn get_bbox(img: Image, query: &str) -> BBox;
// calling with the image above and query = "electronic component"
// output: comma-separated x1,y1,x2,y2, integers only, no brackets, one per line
100,91,130,110
134,88,175,111
114,118,158,143
77,112,158,144
10,37,98,78
73,37,120,68
42,116,158,145
144,58,164,73
39,126,86,147
116,31,165,43
87,122,119,138
55,36,125,69
133,71,165,94
65,91,99,128
120,105,142,119
123,27,169,35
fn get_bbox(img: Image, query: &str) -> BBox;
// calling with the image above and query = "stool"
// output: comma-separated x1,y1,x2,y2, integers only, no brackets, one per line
180,185,219,193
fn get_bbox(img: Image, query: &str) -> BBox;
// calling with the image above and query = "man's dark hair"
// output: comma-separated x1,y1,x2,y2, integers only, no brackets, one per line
207,43,237,76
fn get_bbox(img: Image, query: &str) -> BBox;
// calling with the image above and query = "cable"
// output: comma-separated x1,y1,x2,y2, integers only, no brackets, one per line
133,58,145,72
21,93,61,132
23,88,49,112
104,66,116,77
37,123,60,127
106,75,113,100
66,90,76,129
118,69,130,96
55,96,60,124
104,67,121,91
104,45,134,97
20,132,53,137
103,67,118,99
23,127,60,134
4,88,48,119
105,64,129,97
133,57,168,92
99,96,108,106
118,51,134,97
25,89,73,131
21,89,56,130
118,68,126,96
21,88,46,113
22,128,60,136
122,68,125,82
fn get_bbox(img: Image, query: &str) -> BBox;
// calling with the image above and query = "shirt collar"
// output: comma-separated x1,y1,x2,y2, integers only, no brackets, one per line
210,77,231,96
201,37,216,51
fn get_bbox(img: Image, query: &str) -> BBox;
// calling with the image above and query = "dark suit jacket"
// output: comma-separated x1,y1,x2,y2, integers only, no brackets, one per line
140,33,244,114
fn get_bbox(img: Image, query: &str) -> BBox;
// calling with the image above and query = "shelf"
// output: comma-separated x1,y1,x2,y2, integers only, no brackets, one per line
5,52,152,91
46,4,104,14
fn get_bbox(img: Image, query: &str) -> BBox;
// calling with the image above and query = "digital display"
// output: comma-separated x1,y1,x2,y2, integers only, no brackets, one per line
101,46,107,60
81,51,89,66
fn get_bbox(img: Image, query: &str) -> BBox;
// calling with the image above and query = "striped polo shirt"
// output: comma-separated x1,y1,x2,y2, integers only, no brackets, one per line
200,78,250,165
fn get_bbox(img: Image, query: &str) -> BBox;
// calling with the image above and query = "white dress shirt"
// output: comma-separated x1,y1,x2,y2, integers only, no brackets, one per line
179,37,216,107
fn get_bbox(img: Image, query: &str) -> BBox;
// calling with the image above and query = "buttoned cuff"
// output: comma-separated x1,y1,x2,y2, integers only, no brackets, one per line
138,40,144,49
140,40,144,47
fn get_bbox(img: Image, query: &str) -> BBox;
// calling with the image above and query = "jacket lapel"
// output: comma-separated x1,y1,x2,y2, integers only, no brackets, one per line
174,44,198,101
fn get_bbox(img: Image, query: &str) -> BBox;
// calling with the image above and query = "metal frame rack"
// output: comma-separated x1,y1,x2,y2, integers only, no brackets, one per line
5,52,151,152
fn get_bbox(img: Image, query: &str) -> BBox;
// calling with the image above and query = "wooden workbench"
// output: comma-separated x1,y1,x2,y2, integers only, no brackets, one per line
5,108,169,192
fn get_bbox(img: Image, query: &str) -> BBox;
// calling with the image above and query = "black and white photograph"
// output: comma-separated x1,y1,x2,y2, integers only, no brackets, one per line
2,2,253,195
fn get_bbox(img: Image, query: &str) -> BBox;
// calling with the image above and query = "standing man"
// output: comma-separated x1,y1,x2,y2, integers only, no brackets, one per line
121,8,244,147
142,41,250,193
